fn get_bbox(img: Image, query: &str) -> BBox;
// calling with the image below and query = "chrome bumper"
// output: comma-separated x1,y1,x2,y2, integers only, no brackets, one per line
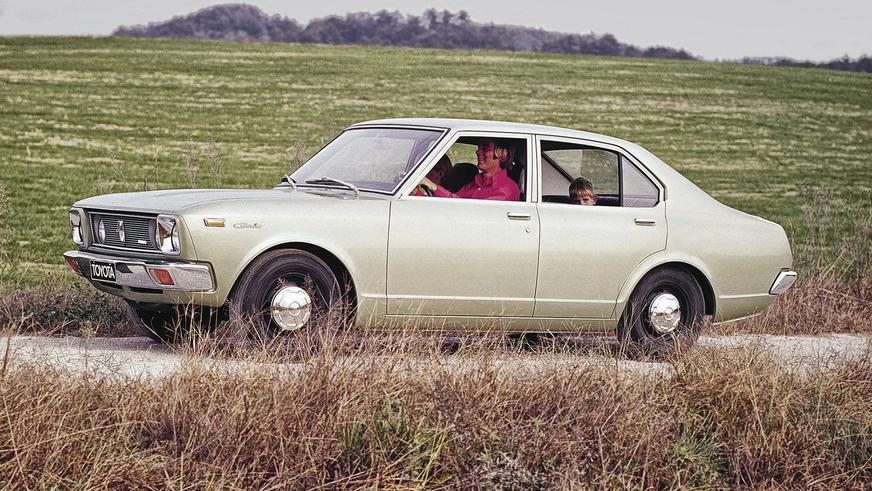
63,250,214,292
769,270,797,295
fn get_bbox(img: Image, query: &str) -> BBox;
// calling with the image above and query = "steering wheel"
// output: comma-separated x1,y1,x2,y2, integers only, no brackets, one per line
419,183,435,197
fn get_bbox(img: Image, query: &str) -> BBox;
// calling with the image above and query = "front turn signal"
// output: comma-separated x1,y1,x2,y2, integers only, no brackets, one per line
149,268,175,286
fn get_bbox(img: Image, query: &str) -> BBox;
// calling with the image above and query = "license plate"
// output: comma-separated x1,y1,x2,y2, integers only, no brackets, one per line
90,261,116,282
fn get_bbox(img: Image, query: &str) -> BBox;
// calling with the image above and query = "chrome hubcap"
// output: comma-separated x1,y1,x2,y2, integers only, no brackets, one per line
270,285,312,331
648,292,681,334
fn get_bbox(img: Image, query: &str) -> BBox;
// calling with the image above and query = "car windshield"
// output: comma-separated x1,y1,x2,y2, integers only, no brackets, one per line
291,127,444,193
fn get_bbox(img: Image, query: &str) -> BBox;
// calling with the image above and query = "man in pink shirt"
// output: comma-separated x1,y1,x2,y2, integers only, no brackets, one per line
418,139,520,201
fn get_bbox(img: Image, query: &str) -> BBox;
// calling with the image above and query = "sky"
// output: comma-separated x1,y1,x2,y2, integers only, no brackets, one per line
0,0,869,61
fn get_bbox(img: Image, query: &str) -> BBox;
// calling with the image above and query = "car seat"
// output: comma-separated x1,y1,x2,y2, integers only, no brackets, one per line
595,196,620,207
441,162,478,193
508,163,526,201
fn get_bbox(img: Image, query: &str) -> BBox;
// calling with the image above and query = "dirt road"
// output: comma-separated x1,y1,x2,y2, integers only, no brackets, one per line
3,334,869,380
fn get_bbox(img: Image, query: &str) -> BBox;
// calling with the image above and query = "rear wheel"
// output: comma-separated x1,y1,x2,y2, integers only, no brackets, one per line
617,267,705,357
228,249,343,342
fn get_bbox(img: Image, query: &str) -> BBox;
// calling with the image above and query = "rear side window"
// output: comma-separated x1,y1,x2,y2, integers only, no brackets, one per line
545,148,619,194
621,157,659,207
539,139,659,207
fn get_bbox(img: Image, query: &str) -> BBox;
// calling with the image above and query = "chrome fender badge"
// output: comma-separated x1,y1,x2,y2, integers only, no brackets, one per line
233,222,262,229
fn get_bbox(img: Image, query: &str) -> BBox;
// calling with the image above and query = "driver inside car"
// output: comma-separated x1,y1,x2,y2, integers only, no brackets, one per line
418,139,520,201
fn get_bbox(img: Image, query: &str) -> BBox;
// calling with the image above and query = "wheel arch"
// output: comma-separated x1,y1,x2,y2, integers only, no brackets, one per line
617,257,716,319
657,262,715,317
228,241,358,315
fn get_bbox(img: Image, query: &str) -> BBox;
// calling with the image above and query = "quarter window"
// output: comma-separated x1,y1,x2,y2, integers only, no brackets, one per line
621,157,659,207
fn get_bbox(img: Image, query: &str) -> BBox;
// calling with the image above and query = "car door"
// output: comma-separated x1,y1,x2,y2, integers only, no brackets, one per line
386,133,539,317
534,135,666,319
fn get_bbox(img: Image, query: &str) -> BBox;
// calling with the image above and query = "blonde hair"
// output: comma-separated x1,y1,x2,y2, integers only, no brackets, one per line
481,139,514,169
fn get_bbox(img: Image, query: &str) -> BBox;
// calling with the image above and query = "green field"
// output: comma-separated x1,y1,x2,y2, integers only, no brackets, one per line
1,37,870,286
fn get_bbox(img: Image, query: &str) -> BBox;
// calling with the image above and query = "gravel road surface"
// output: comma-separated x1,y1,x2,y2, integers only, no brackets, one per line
3,334,869,380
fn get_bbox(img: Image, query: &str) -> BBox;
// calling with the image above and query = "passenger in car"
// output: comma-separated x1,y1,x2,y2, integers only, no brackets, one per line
413,155,453,196
418,139,520,201
569,177,598,206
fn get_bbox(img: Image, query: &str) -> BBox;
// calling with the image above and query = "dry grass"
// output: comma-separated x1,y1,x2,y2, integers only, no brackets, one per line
0,335,869,488
710,272,872,335
0,281,135,338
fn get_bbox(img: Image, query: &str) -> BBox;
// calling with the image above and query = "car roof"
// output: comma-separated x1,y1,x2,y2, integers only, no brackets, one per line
350,117,644,152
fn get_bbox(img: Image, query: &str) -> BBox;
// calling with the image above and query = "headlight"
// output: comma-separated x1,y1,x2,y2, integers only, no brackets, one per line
96,219,106,243
155,215,181,255
69,210,84,245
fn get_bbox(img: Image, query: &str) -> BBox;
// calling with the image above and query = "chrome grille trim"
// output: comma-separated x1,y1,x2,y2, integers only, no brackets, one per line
88,211,158,252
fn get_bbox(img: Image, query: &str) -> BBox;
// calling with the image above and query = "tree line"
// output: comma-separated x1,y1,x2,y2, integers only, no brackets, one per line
112,4,695,60
742,56,872,73
113,4,870,72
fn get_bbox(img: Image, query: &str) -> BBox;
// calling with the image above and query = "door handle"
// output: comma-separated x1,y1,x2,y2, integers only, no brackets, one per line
634,218,656,226
507,212,531,221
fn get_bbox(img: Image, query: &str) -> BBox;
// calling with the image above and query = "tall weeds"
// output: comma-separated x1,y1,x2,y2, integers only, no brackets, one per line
0,343,868,488
0,279,133,337
0,185,9,256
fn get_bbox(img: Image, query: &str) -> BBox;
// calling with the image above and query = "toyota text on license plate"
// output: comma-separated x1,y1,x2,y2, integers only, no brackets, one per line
90,261,116,282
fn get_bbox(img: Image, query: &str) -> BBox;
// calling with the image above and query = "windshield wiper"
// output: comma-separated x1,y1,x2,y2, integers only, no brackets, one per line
277,174,297,191
304,177,359,196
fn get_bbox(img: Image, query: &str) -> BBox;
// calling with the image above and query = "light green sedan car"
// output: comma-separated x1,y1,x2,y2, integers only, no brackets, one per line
64,118,796,354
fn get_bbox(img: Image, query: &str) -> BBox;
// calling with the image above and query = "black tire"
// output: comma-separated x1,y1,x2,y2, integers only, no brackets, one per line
228,249,342,340
617,267,705,358
126,302,218,344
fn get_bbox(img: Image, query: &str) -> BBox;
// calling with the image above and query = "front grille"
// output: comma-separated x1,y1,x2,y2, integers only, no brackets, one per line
89,212,157,252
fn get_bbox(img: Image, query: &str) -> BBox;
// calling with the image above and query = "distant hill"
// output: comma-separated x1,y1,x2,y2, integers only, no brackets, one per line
112,4,696,60
113,4,871,72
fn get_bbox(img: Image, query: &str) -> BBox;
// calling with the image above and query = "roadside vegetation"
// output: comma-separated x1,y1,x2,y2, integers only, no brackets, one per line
1,332,869,488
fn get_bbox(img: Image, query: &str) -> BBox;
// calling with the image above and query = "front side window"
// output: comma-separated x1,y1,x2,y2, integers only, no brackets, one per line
540,139,659,207
411,135,528,202
291,127,443,193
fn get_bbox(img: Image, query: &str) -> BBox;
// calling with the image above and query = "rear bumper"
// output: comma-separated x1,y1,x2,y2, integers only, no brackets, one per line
769,270,797,295
63,250,214,292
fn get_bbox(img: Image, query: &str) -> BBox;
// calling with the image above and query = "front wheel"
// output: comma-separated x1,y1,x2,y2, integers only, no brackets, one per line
617,267,705,358
228,249,343,342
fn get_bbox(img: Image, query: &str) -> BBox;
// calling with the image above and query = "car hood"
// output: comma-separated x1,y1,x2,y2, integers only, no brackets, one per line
74,187,389,214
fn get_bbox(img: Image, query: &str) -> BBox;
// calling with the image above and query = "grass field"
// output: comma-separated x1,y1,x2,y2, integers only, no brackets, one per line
1,36,871,286
0,38,870,487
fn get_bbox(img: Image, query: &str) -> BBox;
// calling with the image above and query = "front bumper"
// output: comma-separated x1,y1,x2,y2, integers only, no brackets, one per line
63,250,214,292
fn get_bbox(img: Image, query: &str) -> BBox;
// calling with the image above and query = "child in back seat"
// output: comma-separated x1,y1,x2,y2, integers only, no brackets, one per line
569,177,598,206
